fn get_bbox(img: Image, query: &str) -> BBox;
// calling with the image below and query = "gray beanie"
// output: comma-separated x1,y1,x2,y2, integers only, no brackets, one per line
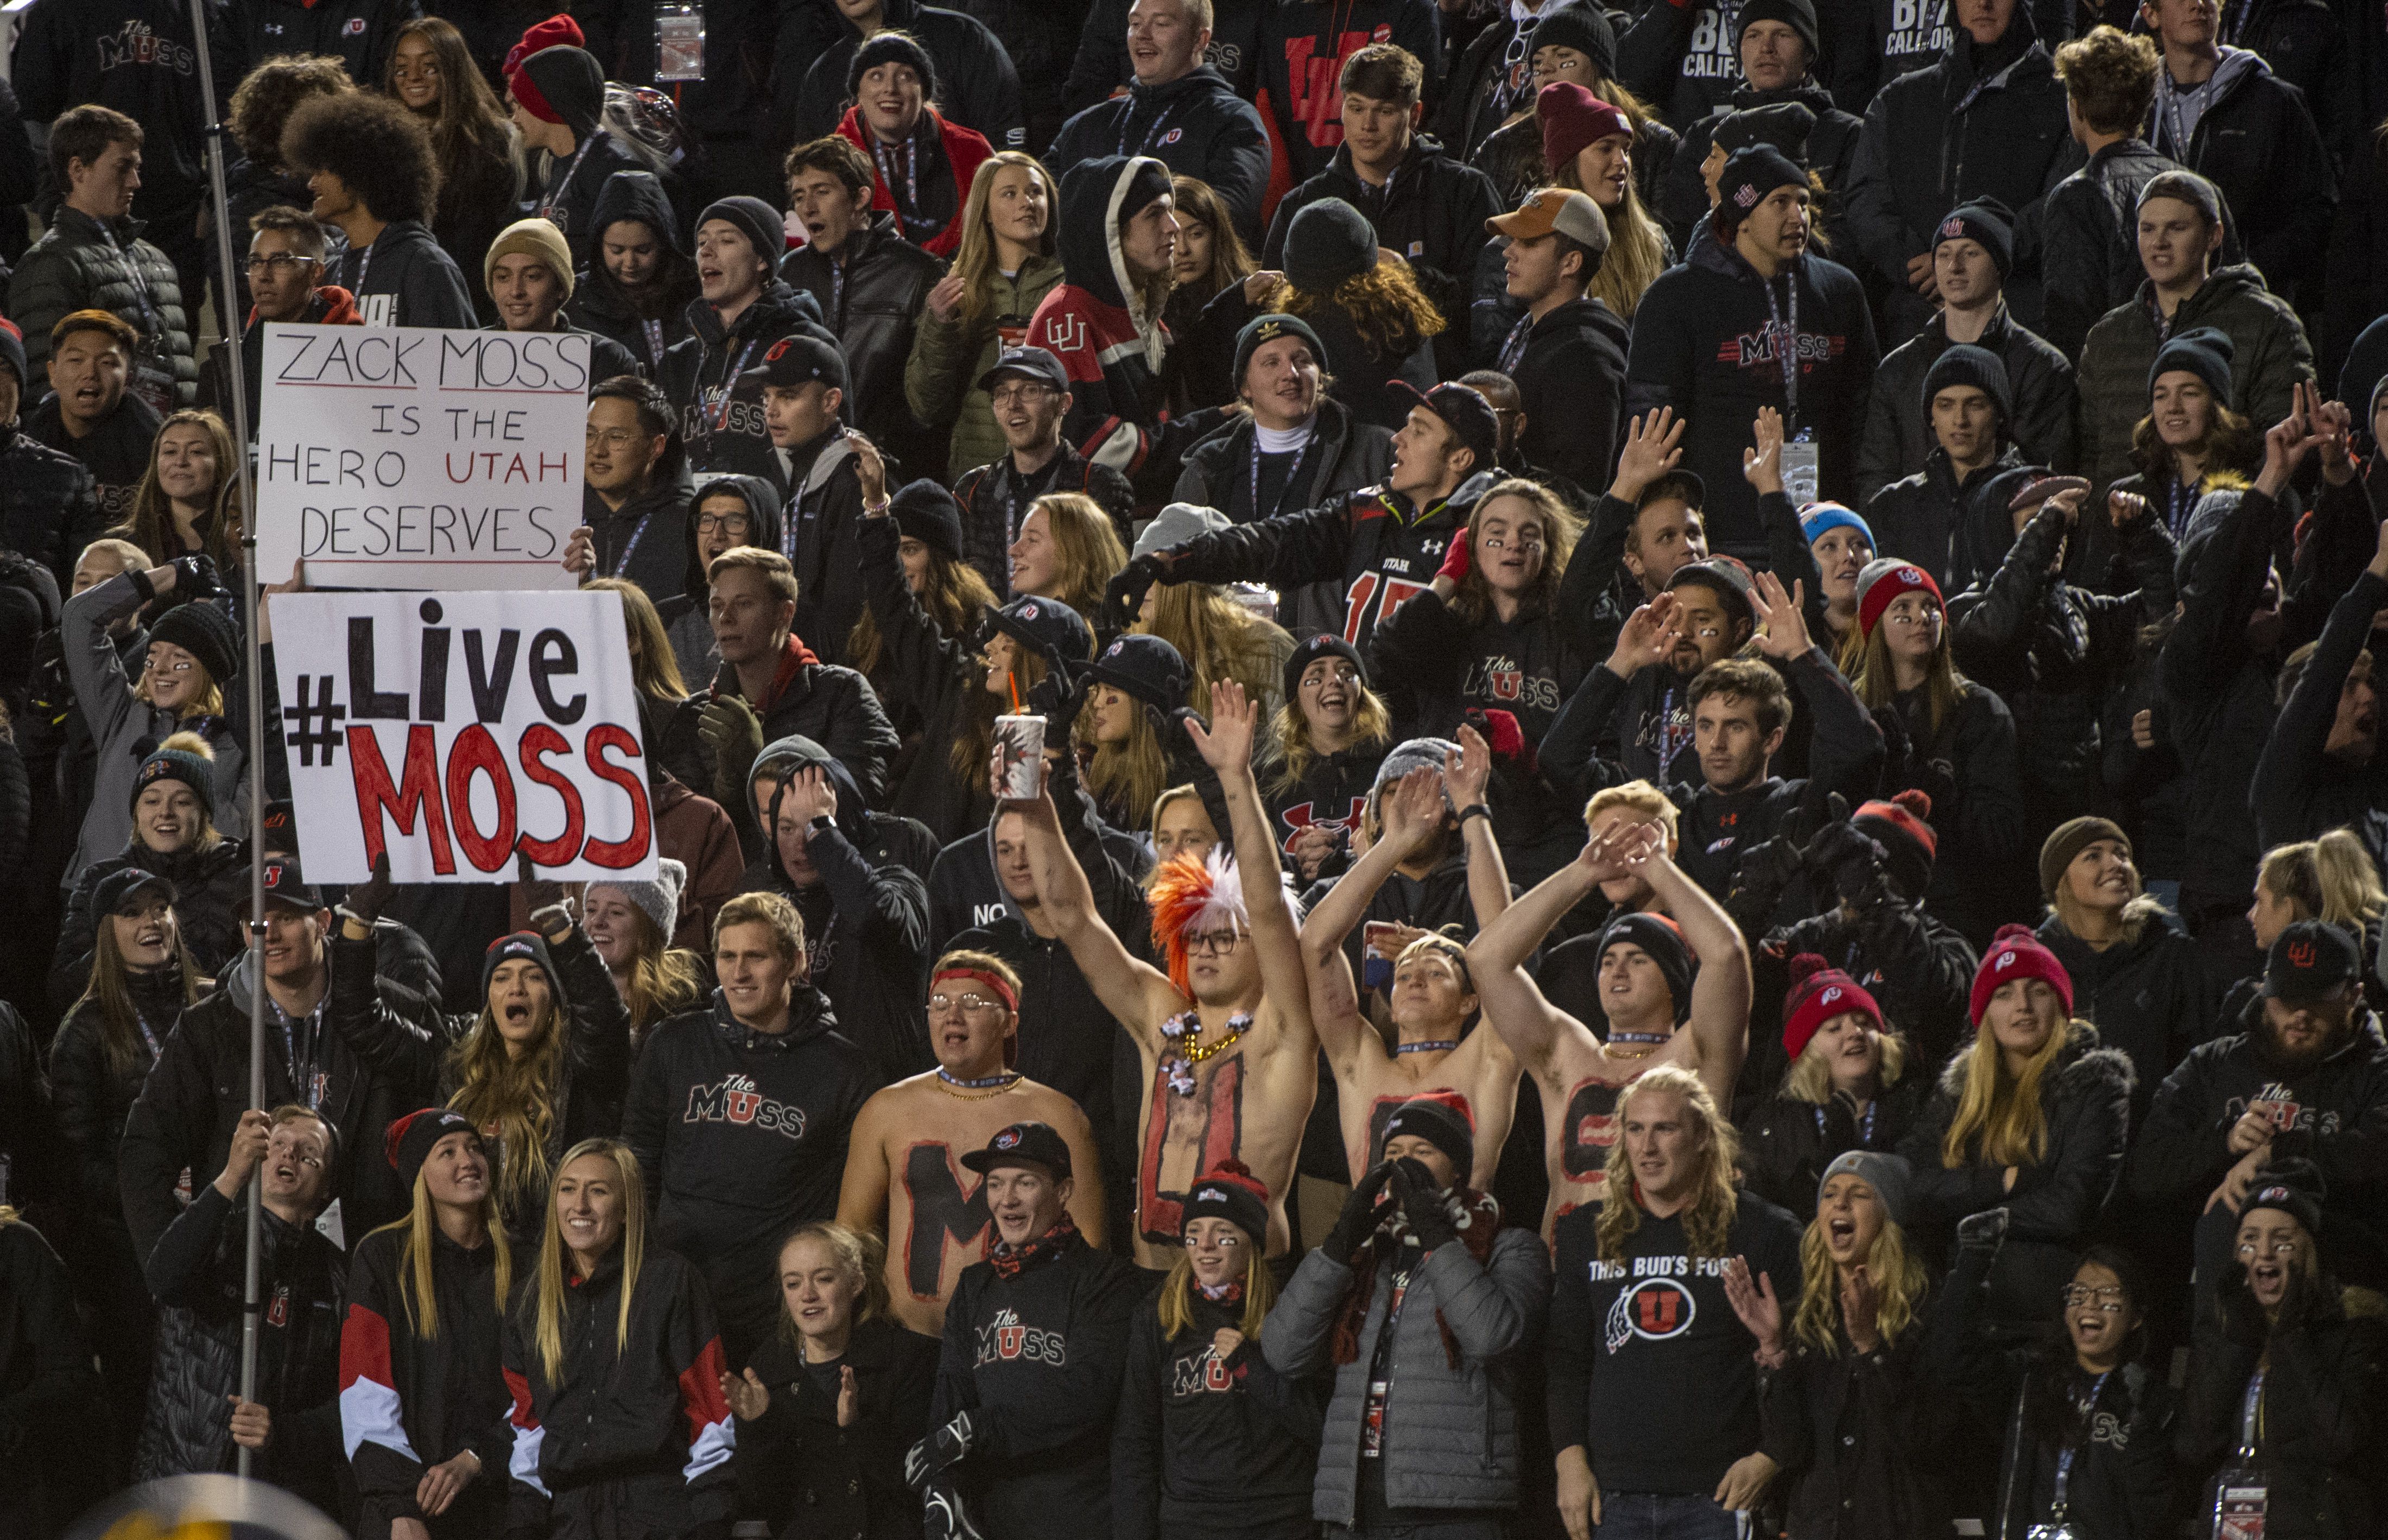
592,857,688,943
1820,1150,1912,1231
1135,502,1232,559
1282,198,1378,294
1374,736,1460,790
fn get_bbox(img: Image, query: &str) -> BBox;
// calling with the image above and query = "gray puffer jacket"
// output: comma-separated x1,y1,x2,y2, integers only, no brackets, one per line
61,574,248,894
9,207,196,405
1262,1225,1548,1525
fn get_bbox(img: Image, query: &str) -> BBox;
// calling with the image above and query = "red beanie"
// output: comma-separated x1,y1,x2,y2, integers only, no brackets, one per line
1781,953,1883,1061
1537,83,1632,179
504,13,584,84
1969,924,2073,1026
1854,558,1943,639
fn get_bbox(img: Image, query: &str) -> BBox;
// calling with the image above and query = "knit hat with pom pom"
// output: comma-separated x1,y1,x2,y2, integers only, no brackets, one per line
1851,789,1936,899
1781,953,1883,1061
1970,923,2073,1026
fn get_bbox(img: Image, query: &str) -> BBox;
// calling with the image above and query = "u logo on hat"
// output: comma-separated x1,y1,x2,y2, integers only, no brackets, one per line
2289,941,2316,968
1939,216,1965,239
765,338,792,361
995,1129,1020,1149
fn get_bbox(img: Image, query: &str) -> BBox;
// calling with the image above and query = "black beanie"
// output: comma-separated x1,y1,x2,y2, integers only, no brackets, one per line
696,196,786,270
1714,145,1807,236
847,28,938,101
1713,101,1815,163
889,478,965,561
1527,2,1618,81
482,930,565,1007
2238,1156,2324,1238
147,599,240,687
1085,632,1190,713
2150,325,2235,405
1118,156,1174,228
1232,313,1327,397
1180,1159,1271,1242
518,45,605,140
1596,911,1694,1021
130,736,216,818
1922,343,2013,427
1379,1095,1474,1176
1283,631,1367,707
1933,197,2016,277
385,1107,483,1195
1282,198,1378,294
1735,0,1820,62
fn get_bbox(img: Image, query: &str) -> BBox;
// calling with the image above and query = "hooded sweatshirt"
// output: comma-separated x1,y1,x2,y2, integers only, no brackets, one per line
622,982,883,1357
658,474,785,691
1257,0,1446,182
10,0,236,227
567,171,700,376
1048,69,1272,250
334,220,479,332
786,0,1027,153
582,462,695,606
1028,156,1212,492
660,282,840,486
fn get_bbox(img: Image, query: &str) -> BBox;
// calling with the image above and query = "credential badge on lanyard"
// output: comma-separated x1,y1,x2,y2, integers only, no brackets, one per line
655,2,705,79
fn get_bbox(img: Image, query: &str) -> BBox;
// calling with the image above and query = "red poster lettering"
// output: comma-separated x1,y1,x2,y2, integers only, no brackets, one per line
445,724,517,872
580,723,653,868
515,724,586,865
349,723,455,874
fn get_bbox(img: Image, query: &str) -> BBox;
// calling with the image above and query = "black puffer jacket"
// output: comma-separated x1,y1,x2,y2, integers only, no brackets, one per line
2041,138,2184,361
1856,302,2078,506
780,217,946,475
566,170,700,378
327,923,632,1242
854,512,990,844
1947,497,2177,834
1865,445,2044,594
2034,903,2212,1125
1763,887,1983,1074
1841,9,2080,340
116,948,445,1265
672,633,902,852
135,1186,344,1509
1990,1352,2178,1540
0,1216,105,1535
502,1245,737,1539
52,835,247,1010
0,430,102,593
1048,66,1272,249
47,968,180,1256
1884,678,2027,948
786,0,1025,151
2175,1273,2386,1540
1738,1070,1930,1221
9,207,195,405
1172,397,1395,637
1899,1022,2136,1327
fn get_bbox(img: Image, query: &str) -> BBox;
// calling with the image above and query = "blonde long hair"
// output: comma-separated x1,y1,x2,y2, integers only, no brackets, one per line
1781,1026,1907,1106
585,578,690,701
1551,154,1669,319
1135,584,1286,713
1022,492,1127,623
1791,1209,1928,1352
446,988,569,1220
775,1221,889,1347
1941,1017,2073,1169
1270,687,1391,794
1595,1066,1741,1263
951,152,1058,334
530,1138,646,1383
1155,1236,1276,1340
368,1159,514,1341
2258,831,2388,931
848,541,997,679
585,892,704,1054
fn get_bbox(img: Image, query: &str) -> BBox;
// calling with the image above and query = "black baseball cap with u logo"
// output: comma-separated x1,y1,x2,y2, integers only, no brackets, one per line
961,1120,1072,1179
739,333,847,392
2263,920,2360,1000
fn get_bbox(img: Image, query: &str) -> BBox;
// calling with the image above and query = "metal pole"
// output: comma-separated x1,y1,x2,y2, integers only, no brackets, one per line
185,0,269,1480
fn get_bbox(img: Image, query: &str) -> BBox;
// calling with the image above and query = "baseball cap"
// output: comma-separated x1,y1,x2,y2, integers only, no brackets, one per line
2262,920,2361,1000
1393,381,1500,477
977,344,1069,396
960,1120,1073,1180
92,866,177,918
738,333,848,393
247,853,324,915
1486,187,1611,262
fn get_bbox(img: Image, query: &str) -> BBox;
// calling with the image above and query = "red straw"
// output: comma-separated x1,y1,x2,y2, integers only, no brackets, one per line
1007,669,1022,714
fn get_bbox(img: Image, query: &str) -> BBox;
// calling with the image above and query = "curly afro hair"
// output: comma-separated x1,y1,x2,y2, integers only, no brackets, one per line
281,90,439,225
230,54,352,169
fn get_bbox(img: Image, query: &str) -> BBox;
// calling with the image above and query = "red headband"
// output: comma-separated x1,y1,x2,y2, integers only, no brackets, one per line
932,967,1018,1013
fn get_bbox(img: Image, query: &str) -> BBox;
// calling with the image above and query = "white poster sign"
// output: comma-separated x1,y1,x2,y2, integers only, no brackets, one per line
255,324,587,590
272,591,657,884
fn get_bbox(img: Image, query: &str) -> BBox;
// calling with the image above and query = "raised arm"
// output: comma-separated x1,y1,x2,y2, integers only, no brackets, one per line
1467,820,1662,1074
1186,681,1314,1055
1300,765,1448,1076
1631,846,1752,1105
1010,768,1179,1049
1443,727,1511,933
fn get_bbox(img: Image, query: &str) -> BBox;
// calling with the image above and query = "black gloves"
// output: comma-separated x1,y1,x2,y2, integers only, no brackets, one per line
905,1408,980,1490
339,852,393,928
1727,833,1803,930
1806,816,1885,907
1323,1161,1399,1263
1104,554,1169,630
919,1474,988,1540
1390,1157,1459,1251
172,554,225,602
1954,1206,2009,1254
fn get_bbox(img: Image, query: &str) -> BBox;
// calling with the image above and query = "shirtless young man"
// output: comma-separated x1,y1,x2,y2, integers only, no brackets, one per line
1012,680,1319,1270
1468,819,1750,1238
835,950,1105,1337
1297,738,1520,1190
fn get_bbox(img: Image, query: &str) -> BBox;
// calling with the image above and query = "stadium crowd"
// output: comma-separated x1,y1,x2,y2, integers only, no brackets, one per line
1,0,2386,1536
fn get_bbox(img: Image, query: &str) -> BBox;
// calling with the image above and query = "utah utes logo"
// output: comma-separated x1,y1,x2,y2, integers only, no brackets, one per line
2288,940,2316,968
995,1127,1022,1150
764,337,794,361
1734,183,1760,208
1042,313,1088,356
1821,986,1842,1006
344,15,367,33
1937,215,1967,241
1995,951,2017,972
1602,1277,1695,1353
1196,1184,1226,1204
1160,128,1183,145
266,1284,291,1328
1019,603,1040,621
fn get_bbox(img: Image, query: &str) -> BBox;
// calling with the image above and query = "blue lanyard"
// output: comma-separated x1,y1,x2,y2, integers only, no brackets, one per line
1497,313,1532,376
1763,270,1800,426
2050,1371,2111,1513
710,335,764,434
1118,97,1185,158
610,508,657,578
1815,1099,1878,1145
1247,434,1311,522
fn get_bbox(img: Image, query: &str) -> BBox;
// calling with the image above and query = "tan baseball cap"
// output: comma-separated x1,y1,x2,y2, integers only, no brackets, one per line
1486,187,1610,259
